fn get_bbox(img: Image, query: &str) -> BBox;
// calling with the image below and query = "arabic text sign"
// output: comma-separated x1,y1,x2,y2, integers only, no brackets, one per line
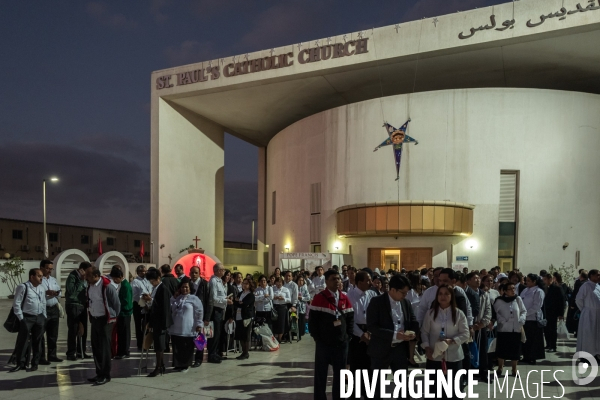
280,252,330,260
458,1,600,39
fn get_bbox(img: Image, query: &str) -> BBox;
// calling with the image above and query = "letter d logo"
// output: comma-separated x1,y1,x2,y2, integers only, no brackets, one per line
572,351,598,385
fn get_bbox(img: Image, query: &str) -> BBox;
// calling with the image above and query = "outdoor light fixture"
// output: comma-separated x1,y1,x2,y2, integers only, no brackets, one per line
285,244,290,251
466,239,478,250
334,241,341,251
50,177,59,182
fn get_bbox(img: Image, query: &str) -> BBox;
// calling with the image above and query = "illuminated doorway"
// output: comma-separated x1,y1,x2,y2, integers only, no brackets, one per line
368,247,432,272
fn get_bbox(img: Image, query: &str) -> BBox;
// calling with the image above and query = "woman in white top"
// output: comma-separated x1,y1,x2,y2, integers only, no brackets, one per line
421,284,470,392
519,273,546,364
254,275,274,331
168,277,203,372
493,282,527,377
295,275,311,339
271,276,291,342
407,271,424,367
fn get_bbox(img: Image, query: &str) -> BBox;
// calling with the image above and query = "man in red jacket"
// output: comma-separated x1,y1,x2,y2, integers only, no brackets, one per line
309,269,354,400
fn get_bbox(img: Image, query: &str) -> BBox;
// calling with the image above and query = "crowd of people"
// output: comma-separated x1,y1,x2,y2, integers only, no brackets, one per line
6,259,600,400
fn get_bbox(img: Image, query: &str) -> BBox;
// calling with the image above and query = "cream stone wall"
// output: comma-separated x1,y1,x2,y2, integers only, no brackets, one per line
265,88,600,274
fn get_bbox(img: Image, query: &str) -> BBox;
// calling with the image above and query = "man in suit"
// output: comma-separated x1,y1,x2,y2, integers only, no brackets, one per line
367,275,418,400
190,266,211,367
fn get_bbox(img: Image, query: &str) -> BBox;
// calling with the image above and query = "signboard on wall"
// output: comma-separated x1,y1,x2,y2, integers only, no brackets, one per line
280,252,329,259
452,262,468,271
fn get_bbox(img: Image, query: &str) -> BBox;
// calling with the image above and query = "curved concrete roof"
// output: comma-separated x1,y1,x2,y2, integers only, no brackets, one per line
152,0,600,146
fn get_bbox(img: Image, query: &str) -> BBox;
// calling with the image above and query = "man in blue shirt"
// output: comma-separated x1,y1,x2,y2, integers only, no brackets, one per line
10,268,47,372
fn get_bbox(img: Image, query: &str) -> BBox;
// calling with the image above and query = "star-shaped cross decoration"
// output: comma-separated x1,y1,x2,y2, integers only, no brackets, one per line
395,23,400,33
270,48,275,56
357,31,364,39
297,42,303,51
433,17,439,27
327,37,332,45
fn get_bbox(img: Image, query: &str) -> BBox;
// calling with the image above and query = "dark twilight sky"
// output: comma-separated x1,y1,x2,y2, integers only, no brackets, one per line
0,0,502,243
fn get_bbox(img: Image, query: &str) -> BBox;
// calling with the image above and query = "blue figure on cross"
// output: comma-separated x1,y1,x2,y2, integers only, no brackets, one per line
373,119,418,181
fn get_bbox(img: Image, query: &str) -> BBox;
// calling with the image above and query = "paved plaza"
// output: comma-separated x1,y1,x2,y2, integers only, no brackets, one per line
0,299,598,400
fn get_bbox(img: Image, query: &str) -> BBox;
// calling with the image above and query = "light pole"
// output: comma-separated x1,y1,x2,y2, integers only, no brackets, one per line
43,177,59,259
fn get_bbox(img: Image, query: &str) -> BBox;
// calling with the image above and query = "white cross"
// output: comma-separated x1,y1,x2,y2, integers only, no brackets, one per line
270,48,275,56
433,17,439,27
245,53,249,61
357,31,363,39
343,34,348,42
297,42,303,51
220,58,224,65
232,55,237,63
208,60,212,68
395,23,400,33
327,37,332,45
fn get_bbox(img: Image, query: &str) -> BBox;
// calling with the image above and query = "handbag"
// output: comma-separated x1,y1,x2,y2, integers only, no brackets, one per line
487,329,497,353
202,321,215,339
469,338,480,369
57,302,65,319
270,300,278,321
194,333,207,351
3,283,28,333
557,319,569,340
520,326,527,343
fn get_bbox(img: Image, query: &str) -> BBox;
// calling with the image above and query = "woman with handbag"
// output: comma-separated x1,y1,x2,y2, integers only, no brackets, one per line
493,283,527,376
254,275,274,331
234,278,256,360
169,278,204,372
271,277,291,343
519,274,546,365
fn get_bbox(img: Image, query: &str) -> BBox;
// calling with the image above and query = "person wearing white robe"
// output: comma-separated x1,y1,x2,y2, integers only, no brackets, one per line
575,269,600,357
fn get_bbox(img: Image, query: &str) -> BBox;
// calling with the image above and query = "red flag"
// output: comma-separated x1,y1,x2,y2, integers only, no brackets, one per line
98,237,103,255
140,241,144,260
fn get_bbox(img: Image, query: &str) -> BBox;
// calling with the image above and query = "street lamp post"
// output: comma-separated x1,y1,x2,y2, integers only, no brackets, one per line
43,177,59,259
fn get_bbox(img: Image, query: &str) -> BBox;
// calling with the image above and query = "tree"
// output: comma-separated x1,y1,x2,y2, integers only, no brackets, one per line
0,257,25,296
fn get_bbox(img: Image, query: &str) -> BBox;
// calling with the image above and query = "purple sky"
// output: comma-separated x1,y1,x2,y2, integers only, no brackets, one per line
0,0,500,242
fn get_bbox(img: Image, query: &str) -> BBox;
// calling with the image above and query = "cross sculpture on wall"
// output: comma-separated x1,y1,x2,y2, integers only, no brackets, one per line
192,236,201,248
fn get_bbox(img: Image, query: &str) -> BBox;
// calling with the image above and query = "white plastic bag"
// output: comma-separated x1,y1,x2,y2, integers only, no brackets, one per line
557,319,569,340
202,322,214,339
261,334,280,351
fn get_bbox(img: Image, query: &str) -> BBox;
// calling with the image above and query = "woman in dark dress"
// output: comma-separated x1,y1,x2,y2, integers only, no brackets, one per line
144,269,172,377
234,278,256,360
493,283,527,376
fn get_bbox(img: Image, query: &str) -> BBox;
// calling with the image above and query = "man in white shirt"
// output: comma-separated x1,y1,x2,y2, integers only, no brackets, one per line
343,267,356,292
347,270,376,396
284,271,299,341
39,260,63,364
207,263,233,363
366,274,417,399
311,266,326,296
131,265,152,351
86,267,121,385
10,268,46,372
